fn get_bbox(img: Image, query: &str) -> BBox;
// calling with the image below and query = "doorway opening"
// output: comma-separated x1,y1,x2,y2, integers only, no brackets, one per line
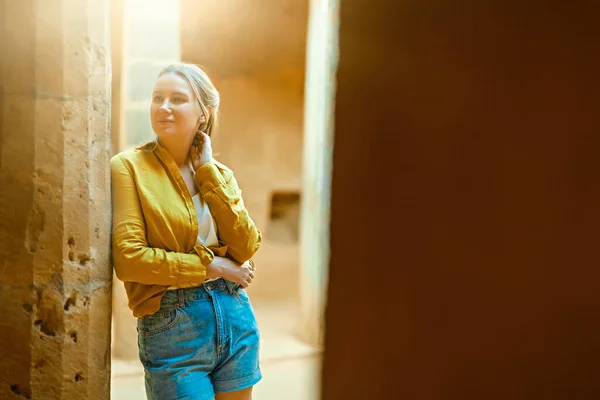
109,1,338,398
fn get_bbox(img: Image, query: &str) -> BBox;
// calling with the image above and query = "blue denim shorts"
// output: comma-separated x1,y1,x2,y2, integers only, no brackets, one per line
137,278,262,400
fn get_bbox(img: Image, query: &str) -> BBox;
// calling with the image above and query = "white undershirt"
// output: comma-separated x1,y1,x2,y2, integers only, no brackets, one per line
167,193,219,290
193,193,219,249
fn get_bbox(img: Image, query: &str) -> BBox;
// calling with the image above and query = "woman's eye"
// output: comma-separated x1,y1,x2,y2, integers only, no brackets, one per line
173,97,184,103
153,96,163,102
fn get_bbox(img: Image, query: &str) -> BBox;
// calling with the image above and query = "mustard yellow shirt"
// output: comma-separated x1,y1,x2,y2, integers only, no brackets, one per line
110,141,261,317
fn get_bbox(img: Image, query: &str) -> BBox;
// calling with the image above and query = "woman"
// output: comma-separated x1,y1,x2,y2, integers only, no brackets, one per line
111,63,262,400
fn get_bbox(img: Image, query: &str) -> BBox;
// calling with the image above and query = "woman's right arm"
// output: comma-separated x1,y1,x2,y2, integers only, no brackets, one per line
111,155,213,286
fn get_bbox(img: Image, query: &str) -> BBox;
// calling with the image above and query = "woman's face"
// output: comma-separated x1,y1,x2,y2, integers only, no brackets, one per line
150,73,205,144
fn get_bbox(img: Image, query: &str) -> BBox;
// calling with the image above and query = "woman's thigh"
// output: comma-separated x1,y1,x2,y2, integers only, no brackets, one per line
136,284,262,399
138,294,218,400
210,287,262,394
215,387,253,400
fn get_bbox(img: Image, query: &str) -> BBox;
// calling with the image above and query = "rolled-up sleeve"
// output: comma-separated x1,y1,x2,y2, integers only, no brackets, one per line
194,161,262,263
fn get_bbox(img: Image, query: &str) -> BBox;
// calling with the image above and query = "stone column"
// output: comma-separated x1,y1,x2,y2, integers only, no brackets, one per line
298,0,339,347
0,1,112,399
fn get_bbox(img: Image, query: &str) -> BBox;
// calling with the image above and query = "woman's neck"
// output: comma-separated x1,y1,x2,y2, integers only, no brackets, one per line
157,136,192,167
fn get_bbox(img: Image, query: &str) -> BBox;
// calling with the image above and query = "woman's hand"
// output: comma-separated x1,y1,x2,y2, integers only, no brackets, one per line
190,131,212,171
212,256,255,288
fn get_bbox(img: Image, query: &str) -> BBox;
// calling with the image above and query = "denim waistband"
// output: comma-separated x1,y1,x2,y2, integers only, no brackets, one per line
160,278,238,306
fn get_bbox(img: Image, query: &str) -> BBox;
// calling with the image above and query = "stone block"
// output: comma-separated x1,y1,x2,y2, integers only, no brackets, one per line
0,287,35,399
35,1,65,99
2,1,35,95
0,0,112,398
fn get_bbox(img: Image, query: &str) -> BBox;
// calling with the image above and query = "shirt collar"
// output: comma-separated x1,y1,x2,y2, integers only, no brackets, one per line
135,140,159,151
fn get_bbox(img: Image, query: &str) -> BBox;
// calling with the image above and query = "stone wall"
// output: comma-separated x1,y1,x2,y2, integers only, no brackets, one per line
118,0,181,150
298,0,338,347
180,0,309,301
0,1,112,398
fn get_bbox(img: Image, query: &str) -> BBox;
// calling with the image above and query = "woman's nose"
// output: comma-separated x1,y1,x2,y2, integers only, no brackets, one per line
159,100,171,111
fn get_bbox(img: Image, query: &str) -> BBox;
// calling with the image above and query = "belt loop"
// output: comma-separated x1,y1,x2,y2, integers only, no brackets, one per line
177,289,185,308
225,280,236,294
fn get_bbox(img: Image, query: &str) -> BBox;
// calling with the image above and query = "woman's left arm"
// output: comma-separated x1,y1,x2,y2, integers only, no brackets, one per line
193,161,262,263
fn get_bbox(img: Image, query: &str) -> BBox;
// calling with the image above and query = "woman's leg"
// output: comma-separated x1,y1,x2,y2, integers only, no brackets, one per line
207,282,262,397
215,387,253,400
138,289,218,400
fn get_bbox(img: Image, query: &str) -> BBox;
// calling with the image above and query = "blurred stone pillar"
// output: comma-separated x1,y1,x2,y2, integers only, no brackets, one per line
0,0,112,398
298,0,339,347
111,0,181,361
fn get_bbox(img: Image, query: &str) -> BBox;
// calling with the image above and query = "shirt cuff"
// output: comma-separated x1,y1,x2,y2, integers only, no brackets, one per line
194,244,215,264
209,243,229,257
176,245,215,285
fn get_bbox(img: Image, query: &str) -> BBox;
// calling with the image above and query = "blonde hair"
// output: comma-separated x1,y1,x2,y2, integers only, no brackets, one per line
158,63,220,136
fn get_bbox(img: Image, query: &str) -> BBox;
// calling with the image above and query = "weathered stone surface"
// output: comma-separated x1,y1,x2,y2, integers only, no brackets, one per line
0,0,112,398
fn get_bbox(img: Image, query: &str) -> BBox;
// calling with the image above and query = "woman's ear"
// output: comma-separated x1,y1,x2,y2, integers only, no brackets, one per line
198,107,212,132
198,107,211,124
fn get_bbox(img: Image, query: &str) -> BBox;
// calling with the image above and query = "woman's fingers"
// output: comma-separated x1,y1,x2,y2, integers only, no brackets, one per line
241,273,253,287
195,131,210,147
192,131,209,146
197,130,210,141
232,262,255,288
